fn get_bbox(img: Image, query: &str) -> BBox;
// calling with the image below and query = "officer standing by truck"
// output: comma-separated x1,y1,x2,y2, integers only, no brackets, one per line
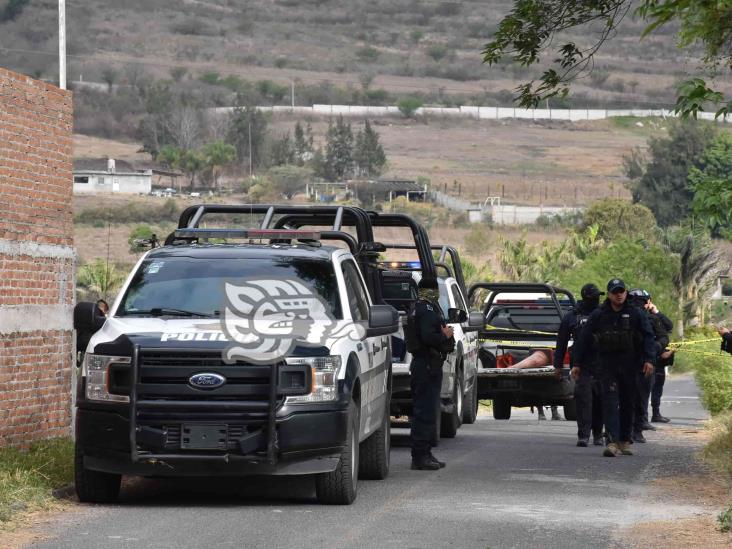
553,283,604,447
574,278,656,457
407,278,454,471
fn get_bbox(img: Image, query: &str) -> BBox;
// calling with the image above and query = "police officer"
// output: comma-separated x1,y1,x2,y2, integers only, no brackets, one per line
650,295,674,423
628,289,670,443
718,326,732,354
554,283,604,447
574,278,656,457
643,290,674,423
407,278,454,471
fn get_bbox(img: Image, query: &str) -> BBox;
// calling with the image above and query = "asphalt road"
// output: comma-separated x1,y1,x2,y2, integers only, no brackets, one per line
33,375,709,549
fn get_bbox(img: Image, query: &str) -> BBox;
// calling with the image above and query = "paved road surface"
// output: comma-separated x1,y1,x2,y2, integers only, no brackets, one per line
33,375,709,549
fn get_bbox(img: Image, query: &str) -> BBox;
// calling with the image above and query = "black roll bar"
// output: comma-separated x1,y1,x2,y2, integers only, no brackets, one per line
467,282,576,320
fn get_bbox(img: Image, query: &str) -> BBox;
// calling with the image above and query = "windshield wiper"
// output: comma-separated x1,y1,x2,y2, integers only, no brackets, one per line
125,308,217,318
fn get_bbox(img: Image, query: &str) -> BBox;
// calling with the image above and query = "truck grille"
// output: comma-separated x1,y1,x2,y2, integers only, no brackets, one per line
131,349,308,456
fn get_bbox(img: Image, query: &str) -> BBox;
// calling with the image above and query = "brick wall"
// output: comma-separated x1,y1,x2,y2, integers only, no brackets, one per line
0,68,74,447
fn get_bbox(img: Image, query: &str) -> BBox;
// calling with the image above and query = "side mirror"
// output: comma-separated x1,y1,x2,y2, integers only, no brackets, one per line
464,311,485,332
74,302,105,331
366,304,399,337
447,308,467,324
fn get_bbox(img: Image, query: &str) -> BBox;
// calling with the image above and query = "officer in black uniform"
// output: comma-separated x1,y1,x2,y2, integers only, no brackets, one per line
553,283,604,447
628,288,670,443
574,278,656,457
718,326,732,354
650,295,674,423
407,278,454,471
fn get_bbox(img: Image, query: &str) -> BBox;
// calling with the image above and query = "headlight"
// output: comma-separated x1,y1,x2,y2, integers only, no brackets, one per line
82,354,131,403
285,356,341,403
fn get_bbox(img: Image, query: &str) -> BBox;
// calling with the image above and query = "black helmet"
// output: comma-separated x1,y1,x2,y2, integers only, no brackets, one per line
628,288,649,304
580,283,603,300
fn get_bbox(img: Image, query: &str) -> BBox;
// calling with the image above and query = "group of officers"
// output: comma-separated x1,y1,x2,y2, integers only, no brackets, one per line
555,278,673,457
406,276,678,470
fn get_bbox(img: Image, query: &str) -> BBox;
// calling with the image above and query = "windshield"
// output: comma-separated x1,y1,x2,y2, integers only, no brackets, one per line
118,256,342,319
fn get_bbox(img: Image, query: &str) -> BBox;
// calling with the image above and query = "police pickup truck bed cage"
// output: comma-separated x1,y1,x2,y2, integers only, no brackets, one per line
378,244,466,295
166,204,436,306
468,282,575,340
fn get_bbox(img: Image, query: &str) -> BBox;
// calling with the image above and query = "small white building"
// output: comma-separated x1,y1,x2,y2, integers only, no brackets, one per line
73,158,152,194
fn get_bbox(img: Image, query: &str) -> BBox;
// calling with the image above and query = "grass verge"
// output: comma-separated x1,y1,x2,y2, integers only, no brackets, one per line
0,439,74,526
671,327,732,532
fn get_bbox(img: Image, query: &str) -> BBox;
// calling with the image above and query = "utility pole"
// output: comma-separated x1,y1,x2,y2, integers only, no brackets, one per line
248,121,253,178
58,0,66,89
291,79,295,109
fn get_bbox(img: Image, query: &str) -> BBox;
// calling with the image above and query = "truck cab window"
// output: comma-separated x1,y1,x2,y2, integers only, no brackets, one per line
342,260,370,321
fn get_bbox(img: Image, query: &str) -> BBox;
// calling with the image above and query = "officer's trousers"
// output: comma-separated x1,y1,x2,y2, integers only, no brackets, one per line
633,371,653,432
410,357,443,458
651,370,666,414
574,370,603,440
599,366,635,443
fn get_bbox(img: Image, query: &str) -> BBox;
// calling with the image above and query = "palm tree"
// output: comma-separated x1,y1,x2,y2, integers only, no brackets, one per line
77,259,127,302
662,226,726,336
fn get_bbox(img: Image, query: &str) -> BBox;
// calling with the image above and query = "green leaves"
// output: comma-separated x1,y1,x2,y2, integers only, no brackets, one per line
689,134,732,235
483,0,731,115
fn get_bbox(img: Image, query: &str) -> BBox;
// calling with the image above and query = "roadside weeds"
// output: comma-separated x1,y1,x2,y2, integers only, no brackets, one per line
0,439,75,527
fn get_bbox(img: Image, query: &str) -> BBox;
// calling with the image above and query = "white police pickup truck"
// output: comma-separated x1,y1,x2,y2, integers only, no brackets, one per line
73,205,403,505
469,283,577,421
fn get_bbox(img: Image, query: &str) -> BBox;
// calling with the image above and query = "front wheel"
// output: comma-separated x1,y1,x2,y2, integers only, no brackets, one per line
75,444,121,503
462,375,478,424
359,399,390,480
315,400,359,505
440,370,463,438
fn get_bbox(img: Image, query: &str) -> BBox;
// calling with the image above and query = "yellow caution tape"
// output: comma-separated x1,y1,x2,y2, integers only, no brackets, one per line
482,325,558,336
478,339,557,349
667,338,721,347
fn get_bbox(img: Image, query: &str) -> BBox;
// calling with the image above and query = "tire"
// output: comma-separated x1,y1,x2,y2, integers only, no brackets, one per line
563,399,578,421
358,399,390,480
316,400,359,505
74,444,121,503
462,375,478,425
492,396,512,420
440,369,463,438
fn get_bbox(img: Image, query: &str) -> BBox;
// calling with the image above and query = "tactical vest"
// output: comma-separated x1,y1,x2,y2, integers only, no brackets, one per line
405,303,421,354
594,311,635,353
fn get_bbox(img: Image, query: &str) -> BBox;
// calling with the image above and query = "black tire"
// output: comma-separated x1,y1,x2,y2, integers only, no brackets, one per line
462,375,478,425
316,400,359,505
492,397,512,420
563,400,578,421
359,399,390,480
440,369,463,438
74,444,121,503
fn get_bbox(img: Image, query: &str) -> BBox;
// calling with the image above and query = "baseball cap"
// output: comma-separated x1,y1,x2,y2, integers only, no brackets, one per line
580,283,604,299
607,278,626,293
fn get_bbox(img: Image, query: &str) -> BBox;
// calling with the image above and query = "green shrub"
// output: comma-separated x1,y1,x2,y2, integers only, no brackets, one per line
397,96,423,118
128,224,156,253
719,502,732,532
426,44,449,62
696,355,732,415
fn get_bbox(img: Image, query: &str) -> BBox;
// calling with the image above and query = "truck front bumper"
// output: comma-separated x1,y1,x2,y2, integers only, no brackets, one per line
76,407,348,476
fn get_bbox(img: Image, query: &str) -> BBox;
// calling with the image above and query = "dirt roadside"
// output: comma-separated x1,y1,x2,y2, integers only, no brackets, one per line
621,426,731,548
